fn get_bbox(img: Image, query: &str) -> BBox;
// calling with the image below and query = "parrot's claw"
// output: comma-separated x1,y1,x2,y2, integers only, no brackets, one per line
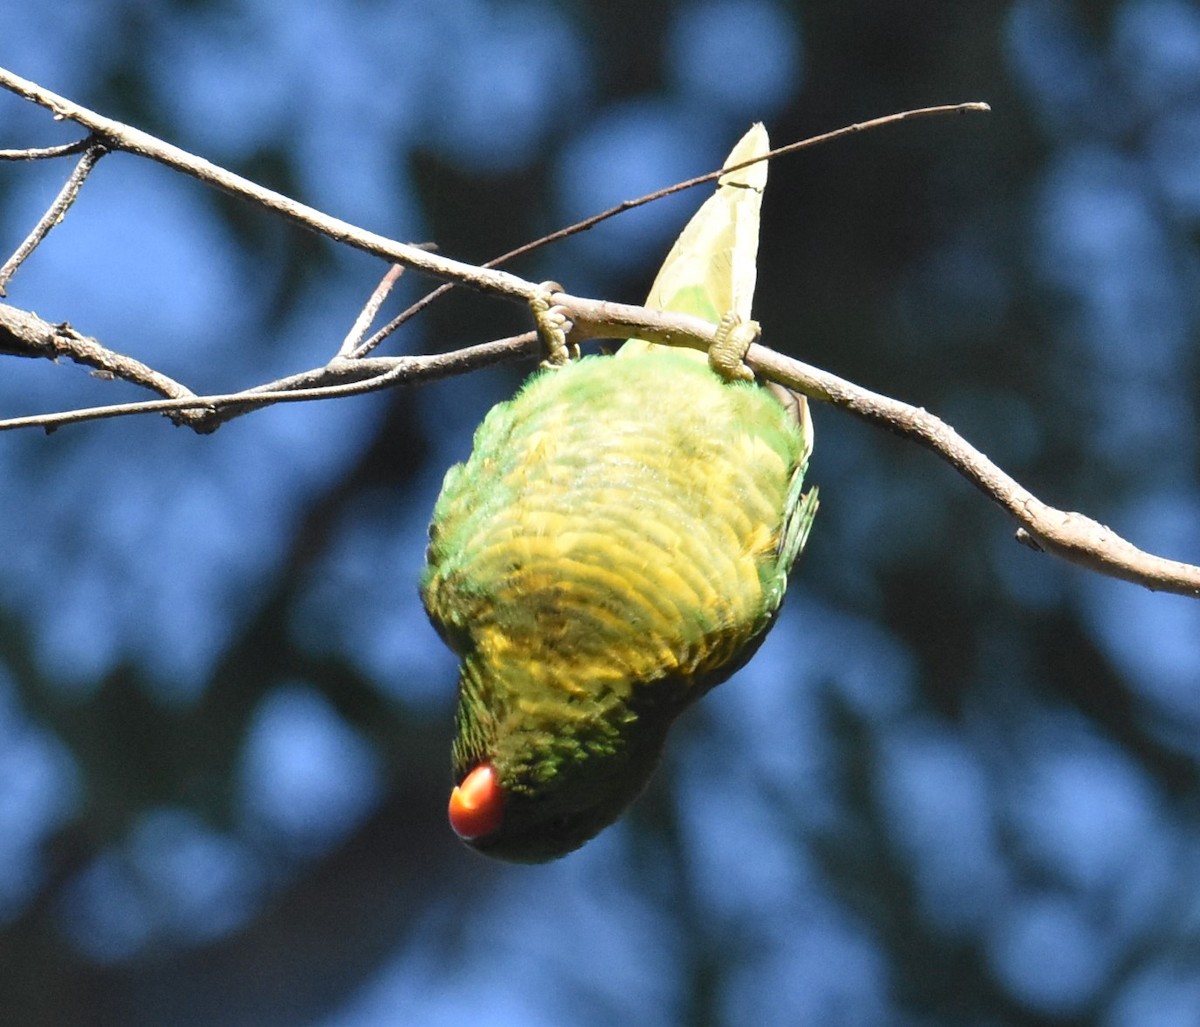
531,282,577,369
709,312,758,382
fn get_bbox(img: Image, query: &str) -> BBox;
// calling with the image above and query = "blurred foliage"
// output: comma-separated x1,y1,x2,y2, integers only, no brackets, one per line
3,1,1200,1025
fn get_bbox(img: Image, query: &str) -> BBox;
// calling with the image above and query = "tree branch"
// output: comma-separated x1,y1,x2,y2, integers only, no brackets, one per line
0,302,196,402
748,345,1200,598
0,298,541,433
0,65,538,303
0,139,95,160
0,65,1195,597
0,137,107,295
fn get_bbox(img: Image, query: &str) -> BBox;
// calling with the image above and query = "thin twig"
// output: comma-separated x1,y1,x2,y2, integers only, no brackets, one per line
187,330,540,432
367,102,992,353
0,331,540,434
0,139,107,295
338,265,405,359
0,139,95,160
0,65,539,304
720,102,991,183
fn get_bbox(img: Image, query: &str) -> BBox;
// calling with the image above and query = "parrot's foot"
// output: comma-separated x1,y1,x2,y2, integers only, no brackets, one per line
709,312,758,382
530,282,577,369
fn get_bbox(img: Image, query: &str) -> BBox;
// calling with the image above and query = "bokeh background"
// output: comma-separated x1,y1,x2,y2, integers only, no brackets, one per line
3,1,1200,1024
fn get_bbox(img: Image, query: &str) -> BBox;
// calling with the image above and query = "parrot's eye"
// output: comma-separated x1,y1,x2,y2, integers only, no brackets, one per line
448,763,504,839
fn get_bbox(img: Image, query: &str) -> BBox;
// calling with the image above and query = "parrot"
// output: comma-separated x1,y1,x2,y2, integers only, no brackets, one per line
420,123,817,863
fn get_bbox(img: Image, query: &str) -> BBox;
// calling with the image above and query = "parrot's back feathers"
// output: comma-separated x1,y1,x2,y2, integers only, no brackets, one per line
421,124,817,862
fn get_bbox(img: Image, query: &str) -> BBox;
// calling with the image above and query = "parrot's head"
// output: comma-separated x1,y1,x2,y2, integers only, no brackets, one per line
446,661,680,863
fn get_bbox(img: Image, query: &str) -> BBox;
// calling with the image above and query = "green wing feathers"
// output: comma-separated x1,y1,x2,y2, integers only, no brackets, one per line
424,121,815,701
423,350,805,694
420,122,817,862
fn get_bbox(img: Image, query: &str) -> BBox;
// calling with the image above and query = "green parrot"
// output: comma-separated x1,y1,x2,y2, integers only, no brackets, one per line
421,124,817,862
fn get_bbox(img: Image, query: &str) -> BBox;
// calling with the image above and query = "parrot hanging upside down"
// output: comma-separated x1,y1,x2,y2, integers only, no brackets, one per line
420,124,817,863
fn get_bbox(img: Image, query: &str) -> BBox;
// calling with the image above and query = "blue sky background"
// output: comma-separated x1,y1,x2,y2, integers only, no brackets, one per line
3,1,1200,1024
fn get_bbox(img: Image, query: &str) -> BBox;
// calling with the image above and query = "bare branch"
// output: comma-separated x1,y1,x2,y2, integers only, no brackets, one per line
0,302,196,400
2,280,1198,596
338,265,406,359
0,139,95,161
185,329,541,432
747,344,1200,598
0,139,107,295
0,64,1193,597
373,102,993,352
0,65,540,304
720,102,991,183
0,321,540,434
